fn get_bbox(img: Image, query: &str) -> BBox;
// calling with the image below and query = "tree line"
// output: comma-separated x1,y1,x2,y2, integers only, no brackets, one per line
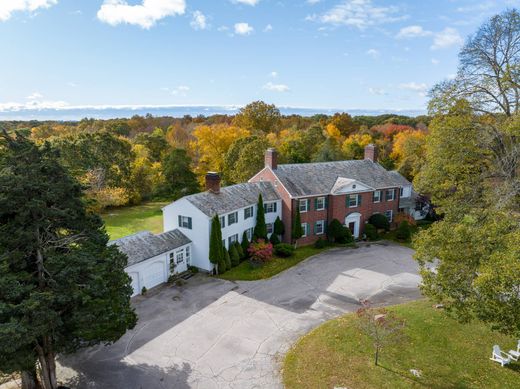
1,104,430,212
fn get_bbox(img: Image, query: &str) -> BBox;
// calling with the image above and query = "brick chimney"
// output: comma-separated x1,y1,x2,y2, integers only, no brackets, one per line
265,148,278,170
364,144,378,162
205,172,221,194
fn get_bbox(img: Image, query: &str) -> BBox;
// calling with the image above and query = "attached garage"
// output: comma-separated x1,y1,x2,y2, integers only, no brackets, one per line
111,229,192,297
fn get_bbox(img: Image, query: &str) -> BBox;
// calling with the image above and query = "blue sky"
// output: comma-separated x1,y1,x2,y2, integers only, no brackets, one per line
0,0,518,114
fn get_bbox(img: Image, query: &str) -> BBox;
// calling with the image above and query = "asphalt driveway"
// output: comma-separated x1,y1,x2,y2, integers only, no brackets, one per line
58,243,422,389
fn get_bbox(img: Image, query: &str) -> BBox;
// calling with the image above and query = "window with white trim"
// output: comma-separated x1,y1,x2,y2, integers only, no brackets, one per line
348,194,359,208
301,223,310,237
228,211,238,226
266,223,274,235
176,250,184,264
185,246,191,265
246,227,254,241
219,216,226,228
264,202,277,213
315,220,325,235
386,189,395,201
373,190,381,203
384,210,393,222
299,199,309,213
244,206,254,219
228,234,239,247
179,216,192,229
316,197,326,210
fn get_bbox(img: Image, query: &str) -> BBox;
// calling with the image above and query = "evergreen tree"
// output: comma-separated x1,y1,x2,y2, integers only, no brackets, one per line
241,231,250,259
269,233,280,245
224,249,232,271
292,207,304,243
0,132,137,389
234,241,244,260
209,215,224,274
253,194,267,240
229,245,240,267
274,216,285,238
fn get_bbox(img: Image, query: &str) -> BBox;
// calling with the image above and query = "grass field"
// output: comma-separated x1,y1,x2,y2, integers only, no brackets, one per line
218,244,355,281
101,201,169,240
283,299,519,389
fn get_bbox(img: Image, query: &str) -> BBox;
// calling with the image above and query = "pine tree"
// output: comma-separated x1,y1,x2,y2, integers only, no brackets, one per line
0,132,137,389
224,249,231,271
274,216,285,238
229,245,240,267
254,194,267,240
234,241,244,260
292,207,304,243
209,215,224,274
241,231,250,259
269,233,280,245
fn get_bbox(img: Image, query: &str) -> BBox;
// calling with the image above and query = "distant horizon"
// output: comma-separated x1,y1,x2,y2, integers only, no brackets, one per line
0,104,427,121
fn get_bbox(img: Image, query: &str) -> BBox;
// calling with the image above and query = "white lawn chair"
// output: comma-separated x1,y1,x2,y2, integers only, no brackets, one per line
508,340,520,361
491,345,512,366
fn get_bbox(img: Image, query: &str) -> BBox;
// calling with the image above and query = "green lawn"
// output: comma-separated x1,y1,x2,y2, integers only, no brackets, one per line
101,201,169,240
218,245,340,281
284,299,519,389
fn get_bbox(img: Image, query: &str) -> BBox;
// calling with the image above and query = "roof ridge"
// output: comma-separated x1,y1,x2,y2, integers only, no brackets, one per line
278,159,369,168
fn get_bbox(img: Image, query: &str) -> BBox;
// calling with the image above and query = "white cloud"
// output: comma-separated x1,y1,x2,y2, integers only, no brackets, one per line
311,0,406,29
269,71,278,78
234,22,253,35
263,24,273,32
26,92,43,100
366,48,379,58
263,82,290,92
368,87,386,95
190,10,207,30
0,0,58,21
431,58,440,65
162,85,190,96
431,27,463,50
399,82,428,96
232,0,260,5
307,0,322,4
0,99,68,112
396,25,432,39
97,0,186,29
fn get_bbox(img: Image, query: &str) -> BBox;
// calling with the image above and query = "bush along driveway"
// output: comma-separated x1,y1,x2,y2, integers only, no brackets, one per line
58,243,421,389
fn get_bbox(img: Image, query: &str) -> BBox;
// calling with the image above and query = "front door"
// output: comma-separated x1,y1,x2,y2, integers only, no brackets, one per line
345,213,361,239
348,222,356,235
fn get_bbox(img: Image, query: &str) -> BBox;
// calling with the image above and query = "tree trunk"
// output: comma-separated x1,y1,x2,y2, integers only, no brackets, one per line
36,340,58,389
21,368,43,389
375,347,379,366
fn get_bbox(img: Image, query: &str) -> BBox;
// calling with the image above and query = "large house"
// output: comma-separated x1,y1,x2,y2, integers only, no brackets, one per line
249,146,414,245
162,176,282,272
120,144,418,294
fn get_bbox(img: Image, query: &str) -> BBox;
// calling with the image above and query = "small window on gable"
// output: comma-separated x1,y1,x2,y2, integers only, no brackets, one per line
179,216,192,229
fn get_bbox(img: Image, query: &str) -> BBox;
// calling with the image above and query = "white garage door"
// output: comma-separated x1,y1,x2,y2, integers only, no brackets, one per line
129,272,139,297
143,261,166,290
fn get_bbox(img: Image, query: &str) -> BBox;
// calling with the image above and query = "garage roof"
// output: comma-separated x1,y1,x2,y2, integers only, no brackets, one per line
111,229,191,267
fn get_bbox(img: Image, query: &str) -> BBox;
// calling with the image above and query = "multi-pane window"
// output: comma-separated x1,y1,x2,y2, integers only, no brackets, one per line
301,223,310,237
246,227,254,241
386,189,395,201
373,190,381,203
264,202,277,213
176,250,184,264
315,220,325,235
185,246,191,265
266,223,274,235
347,194,361,208
315,197,326,210
244,206,254,219
384,210,393,222
228,234,239,247
179,216,192,229
228,212,238,226
220,216,226,228
299,199,309,212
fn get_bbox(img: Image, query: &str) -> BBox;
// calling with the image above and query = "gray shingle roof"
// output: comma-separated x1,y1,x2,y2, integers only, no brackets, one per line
389,170,412,186
111,229,191,267
273,160,409,197
184,181,280,217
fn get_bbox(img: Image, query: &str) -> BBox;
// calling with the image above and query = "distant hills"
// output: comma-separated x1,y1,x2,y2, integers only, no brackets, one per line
0,105,426,121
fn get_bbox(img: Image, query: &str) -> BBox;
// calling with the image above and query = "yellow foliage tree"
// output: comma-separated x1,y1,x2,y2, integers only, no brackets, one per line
325,123,342,140
342,134,373,159
190,124,250,183
391,130,427,180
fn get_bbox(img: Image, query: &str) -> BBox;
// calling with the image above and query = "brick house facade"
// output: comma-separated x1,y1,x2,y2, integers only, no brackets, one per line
250,146,410,246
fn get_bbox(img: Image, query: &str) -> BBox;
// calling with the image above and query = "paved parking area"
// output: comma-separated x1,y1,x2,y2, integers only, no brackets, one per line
59,243,422,389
